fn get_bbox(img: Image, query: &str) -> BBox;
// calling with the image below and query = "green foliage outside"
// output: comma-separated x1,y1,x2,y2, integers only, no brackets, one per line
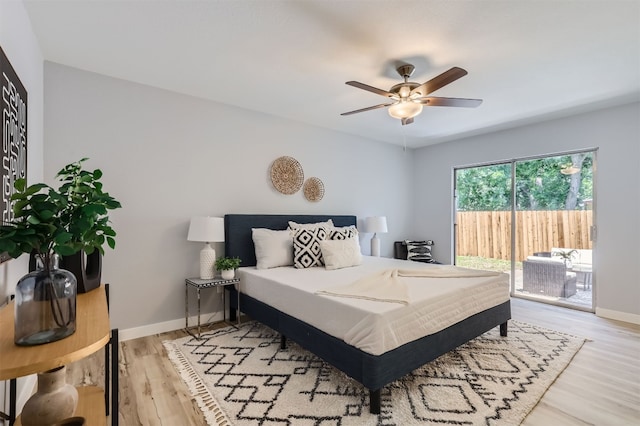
456,256,521,272
457,163,512,211
456,153,593,211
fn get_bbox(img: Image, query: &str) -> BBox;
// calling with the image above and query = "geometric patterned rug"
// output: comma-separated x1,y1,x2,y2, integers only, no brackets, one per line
163,320,585,426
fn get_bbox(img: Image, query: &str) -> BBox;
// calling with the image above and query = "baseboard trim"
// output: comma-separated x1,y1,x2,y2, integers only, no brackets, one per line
119,310,225,341
595,307,640,325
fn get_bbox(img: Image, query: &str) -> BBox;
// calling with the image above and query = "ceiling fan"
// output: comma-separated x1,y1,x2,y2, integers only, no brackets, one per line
341,64,482,125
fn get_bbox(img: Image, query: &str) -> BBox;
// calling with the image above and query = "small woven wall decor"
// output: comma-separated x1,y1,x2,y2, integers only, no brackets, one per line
303,177,325,202
270,156,304,195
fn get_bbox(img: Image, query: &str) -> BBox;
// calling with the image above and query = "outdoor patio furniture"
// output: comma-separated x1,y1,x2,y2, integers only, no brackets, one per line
533,251,552,257
571,264,593,290
552,248,593,290
523,257,577,298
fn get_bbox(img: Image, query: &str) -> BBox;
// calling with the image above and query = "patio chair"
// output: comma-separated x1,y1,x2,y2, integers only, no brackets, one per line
523,257,577,298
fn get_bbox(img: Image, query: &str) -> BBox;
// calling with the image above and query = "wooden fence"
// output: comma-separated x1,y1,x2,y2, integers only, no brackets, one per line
456,210,593,261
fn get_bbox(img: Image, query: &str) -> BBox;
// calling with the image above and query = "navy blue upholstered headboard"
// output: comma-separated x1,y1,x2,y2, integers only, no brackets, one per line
224,214,357,267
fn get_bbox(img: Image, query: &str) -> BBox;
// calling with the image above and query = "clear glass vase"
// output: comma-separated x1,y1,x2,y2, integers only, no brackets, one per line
14,254,77,346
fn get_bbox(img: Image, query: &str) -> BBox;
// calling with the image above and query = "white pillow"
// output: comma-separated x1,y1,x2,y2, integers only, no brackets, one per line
252,228,294,269
320,238,362,270
288,219,334,230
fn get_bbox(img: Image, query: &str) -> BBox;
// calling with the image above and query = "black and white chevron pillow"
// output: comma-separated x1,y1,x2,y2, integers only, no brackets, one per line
293,227,327,268
327,226,358,240
405,240,433,262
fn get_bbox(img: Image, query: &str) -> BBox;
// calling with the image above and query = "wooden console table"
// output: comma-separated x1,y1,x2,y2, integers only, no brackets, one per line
0,284,119,425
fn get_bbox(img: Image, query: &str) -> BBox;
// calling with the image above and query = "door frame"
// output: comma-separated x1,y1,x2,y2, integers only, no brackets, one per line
453,148,597,312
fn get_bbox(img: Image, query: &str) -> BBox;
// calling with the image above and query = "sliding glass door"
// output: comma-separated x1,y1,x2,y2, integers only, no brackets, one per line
454,150,596,311
454,162,513,279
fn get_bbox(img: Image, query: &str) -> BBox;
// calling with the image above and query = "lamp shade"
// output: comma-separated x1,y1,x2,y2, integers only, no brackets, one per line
388,101,423,119
364,216,388,234
187,216,225,243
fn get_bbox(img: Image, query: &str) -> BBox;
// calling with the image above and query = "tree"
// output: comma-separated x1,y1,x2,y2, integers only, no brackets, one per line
456,153,593,211
565,153,588,210
456,164,511,211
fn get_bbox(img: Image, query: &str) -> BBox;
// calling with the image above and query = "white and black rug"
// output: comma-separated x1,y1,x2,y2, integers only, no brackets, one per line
164,321,585,425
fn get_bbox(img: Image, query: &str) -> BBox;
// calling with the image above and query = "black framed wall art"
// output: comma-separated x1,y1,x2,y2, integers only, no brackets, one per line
1,46,28,263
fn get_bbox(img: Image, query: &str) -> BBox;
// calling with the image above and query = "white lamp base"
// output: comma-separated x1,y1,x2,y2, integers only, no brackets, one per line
371,234,381,257
200,243,216,279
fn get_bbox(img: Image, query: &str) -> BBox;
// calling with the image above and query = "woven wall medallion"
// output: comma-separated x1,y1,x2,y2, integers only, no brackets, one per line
270,156,304,195
303,177,324,202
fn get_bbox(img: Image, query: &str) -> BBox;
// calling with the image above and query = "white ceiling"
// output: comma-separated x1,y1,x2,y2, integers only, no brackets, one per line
22,0,640,148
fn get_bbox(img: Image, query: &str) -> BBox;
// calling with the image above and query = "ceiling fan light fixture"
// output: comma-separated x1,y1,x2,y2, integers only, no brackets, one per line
342,65,481,124
388,100,423,120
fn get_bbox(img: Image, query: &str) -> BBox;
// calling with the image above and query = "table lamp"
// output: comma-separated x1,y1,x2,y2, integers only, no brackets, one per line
364,216,388,257
187,216,225,279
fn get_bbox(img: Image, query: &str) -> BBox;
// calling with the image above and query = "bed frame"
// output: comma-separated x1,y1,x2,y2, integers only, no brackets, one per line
224,214,511,414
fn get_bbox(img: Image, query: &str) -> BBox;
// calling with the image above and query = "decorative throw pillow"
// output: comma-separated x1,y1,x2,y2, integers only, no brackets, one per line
293,227,327,268
288,219,334,230
328,226,358,240
405,240,433,262
252,228,294,269
320,238,362,270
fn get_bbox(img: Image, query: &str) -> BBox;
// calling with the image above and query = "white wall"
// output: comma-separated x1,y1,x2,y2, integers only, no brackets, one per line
413,102,640,321
43,62,414,333
0,0,45,417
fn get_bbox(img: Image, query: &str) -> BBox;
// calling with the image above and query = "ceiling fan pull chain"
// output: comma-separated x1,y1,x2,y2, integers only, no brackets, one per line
402,125,407,152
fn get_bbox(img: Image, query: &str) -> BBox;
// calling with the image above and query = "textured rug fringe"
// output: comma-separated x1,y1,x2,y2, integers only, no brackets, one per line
163,340,231,426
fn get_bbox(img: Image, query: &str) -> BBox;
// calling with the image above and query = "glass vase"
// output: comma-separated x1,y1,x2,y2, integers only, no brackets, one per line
14,255,78,346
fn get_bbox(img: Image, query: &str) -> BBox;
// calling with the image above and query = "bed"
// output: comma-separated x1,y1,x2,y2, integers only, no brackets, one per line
223,214,511,414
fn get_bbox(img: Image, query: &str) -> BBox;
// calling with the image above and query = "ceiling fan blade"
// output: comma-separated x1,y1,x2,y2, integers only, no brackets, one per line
416,97,483,107
346,81,396,98
410,67,468,97
340,102,396,116
401,117,414,126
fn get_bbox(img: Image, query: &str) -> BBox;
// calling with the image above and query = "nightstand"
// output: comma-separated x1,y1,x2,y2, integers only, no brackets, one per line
185,277,240,338
0,285,118,426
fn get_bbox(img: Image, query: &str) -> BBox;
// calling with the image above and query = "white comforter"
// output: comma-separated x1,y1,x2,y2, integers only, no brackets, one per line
237,256,509,356
317,266,503,305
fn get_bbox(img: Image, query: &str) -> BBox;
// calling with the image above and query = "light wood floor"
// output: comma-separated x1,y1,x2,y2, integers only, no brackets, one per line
67,298,640,425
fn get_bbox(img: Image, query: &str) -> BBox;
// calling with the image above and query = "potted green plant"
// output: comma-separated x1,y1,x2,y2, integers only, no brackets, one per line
0,158,121,345
552,249,577,268
215,256,241,279
55,159,122,293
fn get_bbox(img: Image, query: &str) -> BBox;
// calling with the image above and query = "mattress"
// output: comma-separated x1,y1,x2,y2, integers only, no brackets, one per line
237,256,510,355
